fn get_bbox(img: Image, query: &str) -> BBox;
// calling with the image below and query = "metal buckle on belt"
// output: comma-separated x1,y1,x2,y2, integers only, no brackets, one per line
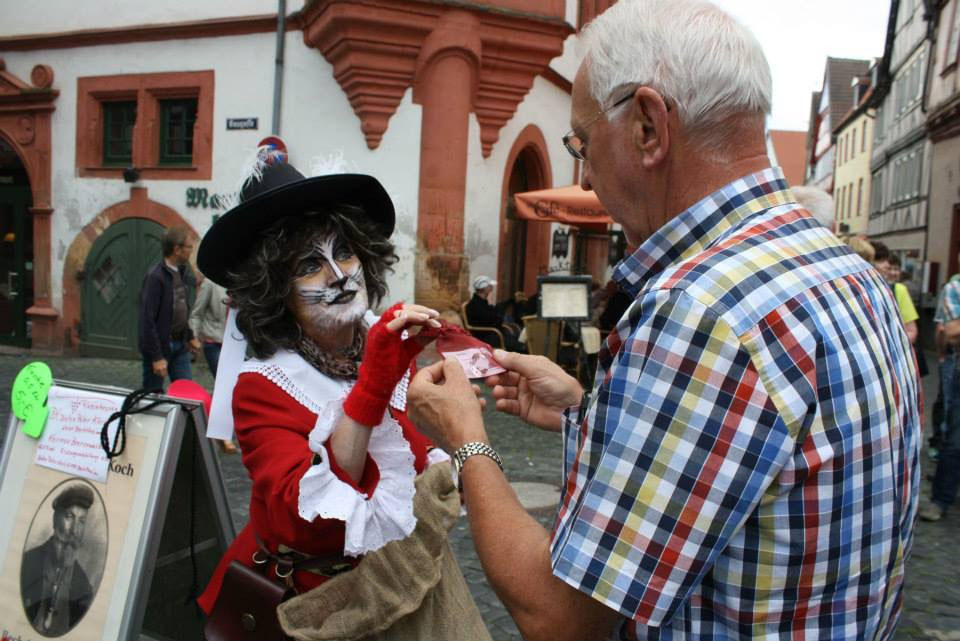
265,537,357,578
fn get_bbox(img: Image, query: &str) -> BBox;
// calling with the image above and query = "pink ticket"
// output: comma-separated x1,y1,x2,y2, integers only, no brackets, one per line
443,347,507,379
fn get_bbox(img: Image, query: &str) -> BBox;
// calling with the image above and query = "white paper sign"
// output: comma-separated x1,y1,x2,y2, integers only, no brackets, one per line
34,386,122,483
207,306,245,441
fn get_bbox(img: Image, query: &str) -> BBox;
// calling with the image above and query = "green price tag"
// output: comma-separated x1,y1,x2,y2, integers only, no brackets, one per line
24,404,51,438
11,361,53,438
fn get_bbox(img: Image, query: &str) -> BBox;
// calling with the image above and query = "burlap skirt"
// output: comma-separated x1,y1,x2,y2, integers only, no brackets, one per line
277,462,493,641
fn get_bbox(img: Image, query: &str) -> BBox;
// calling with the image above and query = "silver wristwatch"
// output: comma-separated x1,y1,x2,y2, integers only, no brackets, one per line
452,442,503,491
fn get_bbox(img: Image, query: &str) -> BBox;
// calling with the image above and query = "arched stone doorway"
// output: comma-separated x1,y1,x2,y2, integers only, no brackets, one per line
62,187,198,355
0,135,34,346
80,218,165,358
498,125,553,297
0,60,58,349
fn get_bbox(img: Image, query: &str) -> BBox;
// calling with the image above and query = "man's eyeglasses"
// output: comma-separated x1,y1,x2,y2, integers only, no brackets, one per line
562,91,635,161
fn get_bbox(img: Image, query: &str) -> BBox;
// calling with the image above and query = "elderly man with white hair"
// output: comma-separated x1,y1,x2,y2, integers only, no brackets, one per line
791,185,835,229
407,1,921,640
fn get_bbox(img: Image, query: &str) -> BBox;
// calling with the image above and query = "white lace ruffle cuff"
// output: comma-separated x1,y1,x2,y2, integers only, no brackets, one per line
426,447,451,466
299,396,417,557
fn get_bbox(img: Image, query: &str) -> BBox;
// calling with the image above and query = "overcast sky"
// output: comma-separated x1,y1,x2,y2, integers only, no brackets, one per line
711,0,892,132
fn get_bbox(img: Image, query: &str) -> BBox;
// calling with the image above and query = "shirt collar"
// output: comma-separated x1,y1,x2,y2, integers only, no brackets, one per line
613,167,793,297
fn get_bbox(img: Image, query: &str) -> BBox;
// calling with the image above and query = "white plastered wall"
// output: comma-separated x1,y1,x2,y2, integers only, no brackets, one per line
0,0,291,37
4,34,275,311
279,33,421,307
1,28,421,314
551,1,582,82
463,74,577,290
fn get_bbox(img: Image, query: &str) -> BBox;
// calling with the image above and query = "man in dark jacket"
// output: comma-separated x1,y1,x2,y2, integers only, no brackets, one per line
465,275,522,351
21,484,96,636
139,226,200,391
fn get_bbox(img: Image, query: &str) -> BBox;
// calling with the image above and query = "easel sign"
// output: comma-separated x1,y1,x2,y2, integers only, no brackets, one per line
538,275,593,321
0,380,235,641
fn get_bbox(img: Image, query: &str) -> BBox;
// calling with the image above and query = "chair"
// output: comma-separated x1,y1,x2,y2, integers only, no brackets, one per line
521,315,551,358
521,315,581,380
460,301,505,349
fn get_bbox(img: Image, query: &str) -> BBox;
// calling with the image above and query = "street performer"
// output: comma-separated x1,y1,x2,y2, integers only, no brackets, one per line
195,148,488,640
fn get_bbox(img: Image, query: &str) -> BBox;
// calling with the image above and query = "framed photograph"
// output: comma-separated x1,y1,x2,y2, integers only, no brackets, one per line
0,380,232,641
538,275,593,320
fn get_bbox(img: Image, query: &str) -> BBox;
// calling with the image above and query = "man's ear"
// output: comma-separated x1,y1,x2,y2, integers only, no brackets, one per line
629,87,670,168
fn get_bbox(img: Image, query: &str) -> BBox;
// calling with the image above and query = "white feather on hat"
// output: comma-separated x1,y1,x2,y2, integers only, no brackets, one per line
309,150,357,177
215,144,288,213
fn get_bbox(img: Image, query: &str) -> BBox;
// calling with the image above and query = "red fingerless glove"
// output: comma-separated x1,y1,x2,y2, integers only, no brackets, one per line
343,303,425,426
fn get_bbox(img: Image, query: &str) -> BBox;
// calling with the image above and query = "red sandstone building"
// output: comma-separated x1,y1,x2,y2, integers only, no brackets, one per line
0,0,620,355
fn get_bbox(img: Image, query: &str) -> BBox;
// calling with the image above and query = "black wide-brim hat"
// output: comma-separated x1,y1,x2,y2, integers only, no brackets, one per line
197,162,395,286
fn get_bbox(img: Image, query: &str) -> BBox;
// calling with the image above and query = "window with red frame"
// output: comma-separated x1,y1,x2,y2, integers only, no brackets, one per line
76,71,213,180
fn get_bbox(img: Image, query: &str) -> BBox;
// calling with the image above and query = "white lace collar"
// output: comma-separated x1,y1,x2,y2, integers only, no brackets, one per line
239,349,350,415
239,347,419,556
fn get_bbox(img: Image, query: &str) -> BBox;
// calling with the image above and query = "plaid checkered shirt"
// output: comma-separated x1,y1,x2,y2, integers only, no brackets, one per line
551,168,921,640
934,275,960,323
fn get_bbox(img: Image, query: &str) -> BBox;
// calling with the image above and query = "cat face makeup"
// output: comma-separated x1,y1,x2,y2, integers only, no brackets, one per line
288,232,368,335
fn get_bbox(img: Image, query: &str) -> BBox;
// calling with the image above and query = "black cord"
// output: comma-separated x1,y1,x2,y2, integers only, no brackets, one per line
99,388,167,459
97,388,207,620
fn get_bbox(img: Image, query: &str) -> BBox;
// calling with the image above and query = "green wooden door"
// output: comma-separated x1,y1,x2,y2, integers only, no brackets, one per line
80,218,164,358
0,186,33,347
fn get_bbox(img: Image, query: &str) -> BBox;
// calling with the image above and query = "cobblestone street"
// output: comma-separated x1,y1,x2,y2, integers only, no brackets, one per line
1,349,958,640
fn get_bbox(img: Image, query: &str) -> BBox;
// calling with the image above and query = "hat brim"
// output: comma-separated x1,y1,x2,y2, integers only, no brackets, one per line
197,173,395,286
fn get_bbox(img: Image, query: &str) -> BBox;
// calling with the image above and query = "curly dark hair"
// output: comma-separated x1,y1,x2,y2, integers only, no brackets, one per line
225,205,397,358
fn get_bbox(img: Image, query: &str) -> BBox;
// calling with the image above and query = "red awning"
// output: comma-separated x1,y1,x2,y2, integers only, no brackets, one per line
513,185,612,225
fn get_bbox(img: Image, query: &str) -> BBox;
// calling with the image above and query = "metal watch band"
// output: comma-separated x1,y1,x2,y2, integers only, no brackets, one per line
452,442,503,491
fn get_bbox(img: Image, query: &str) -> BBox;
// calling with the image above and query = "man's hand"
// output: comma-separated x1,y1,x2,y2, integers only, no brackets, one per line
485,349,582,432
152,358,168,378
408,357,488,453
188,338,202,354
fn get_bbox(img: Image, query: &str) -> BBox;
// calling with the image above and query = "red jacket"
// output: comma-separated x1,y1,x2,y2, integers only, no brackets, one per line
197,372,433,613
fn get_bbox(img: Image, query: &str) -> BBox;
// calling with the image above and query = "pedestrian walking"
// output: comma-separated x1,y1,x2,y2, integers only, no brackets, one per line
791,185,834,228
138,226,200,392
921,274,960,522
407,1,921,639
188,275,238,454
188,275,228,377
872,242,919,345
930,259,960,460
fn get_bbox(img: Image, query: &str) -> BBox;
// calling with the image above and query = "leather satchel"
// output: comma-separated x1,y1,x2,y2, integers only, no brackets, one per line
204,561,292,641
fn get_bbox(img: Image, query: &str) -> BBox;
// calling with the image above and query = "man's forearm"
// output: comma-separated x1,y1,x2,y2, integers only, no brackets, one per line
945,318,960,344
936,324,947,358
903,321,918,345
461,456,622,641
